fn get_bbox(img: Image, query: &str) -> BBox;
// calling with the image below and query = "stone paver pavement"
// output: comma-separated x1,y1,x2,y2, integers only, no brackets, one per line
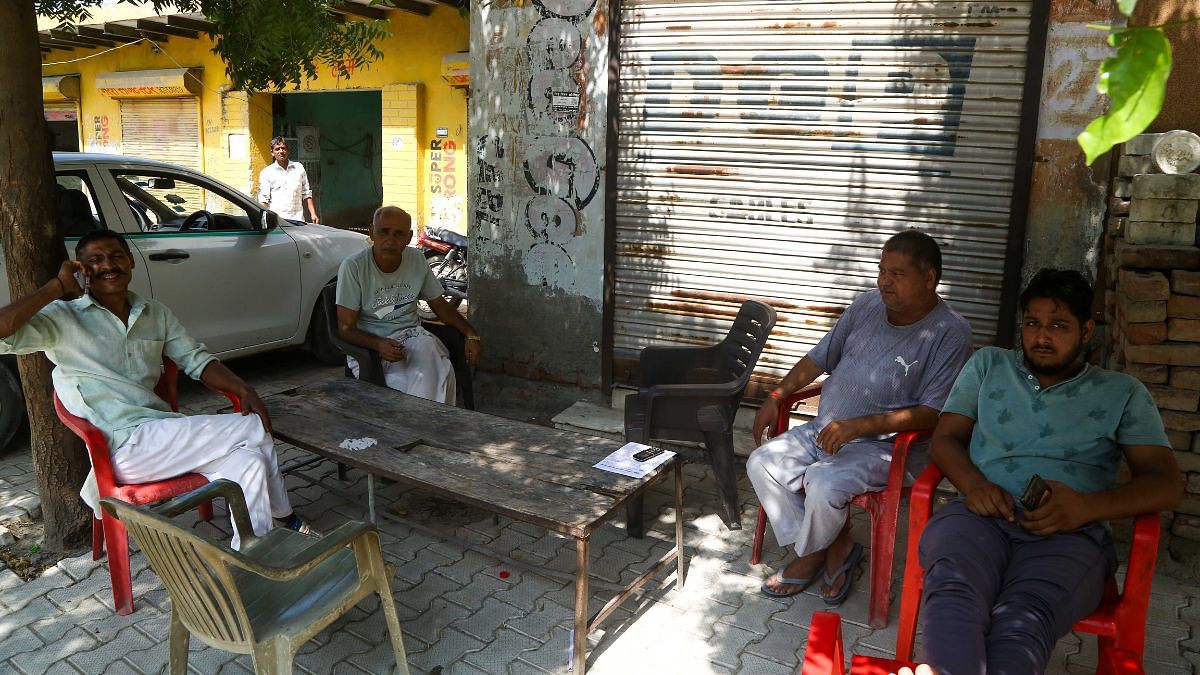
1,352,1196,674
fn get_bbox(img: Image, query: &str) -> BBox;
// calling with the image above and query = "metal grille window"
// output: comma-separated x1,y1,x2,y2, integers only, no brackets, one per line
613,0,1037,385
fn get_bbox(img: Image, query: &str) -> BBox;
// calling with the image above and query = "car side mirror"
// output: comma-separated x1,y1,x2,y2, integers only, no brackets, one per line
150,178,176,189
260,209,280,231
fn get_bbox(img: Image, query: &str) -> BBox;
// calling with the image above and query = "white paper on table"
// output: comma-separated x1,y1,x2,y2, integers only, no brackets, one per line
339,437,378,451
593,442,675,479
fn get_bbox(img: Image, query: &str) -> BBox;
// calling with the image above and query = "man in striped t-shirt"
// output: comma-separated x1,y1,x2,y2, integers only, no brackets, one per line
748,230,972,604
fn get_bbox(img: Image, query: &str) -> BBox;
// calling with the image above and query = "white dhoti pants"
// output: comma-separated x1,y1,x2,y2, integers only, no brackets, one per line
348,325,456,404
111,413,291,550
746,422,895,557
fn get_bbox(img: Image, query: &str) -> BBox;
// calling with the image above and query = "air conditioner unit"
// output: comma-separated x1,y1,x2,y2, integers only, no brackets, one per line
296,126,320,160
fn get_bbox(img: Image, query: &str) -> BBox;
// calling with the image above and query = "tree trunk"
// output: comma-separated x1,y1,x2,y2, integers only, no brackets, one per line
0,1,91,551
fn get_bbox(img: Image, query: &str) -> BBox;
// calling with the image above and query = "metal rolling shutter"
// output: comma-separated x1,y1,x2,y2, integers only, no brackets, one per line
119,98,204,207
42,100,77,121
614,0,1035,385
119,98,203,170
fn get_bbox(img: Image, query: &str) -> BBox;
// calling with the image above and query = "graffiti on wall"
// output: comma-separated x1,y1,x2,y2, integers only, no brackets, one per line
473,0,602,289
643,36,978,158
474,133,506,236
86,114,114,153
523,0,598,284
429,138,464,233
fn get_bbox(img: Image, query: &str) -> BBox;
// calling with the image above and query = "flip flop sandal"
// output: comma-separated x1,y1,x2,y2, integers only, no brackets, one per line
821,542,864,607
760,572,817,598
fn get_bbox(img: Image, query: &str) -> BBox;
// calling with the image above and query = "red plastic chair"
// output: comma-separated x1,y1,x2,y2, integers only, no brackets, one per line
750,384,931,629
800,463,1161,675
53,357,243,615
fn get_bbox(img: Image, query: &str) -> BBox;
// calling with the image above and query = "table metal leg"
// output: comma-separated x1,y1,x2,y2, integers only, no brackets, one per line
675,460,686,588
367,473,377,524
573,536,590,673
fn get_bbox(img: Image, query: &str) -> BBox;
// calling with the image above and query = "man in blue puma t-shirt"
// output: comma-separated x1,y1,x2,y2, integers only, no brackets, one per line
749,230,973,603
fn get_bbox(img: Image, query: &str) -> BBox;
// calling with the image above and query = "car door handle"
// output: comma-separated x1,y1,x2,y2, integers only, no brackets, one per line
148,250,190,261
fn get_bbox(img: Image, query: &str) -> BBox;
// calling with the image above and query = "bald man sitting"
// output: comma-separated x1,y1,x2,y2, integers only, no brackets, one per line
335,206,480,403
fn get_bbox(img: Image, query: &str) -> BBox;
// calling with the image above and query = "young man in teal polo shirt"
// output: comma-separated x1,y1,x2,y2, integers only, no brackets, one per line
921,268,1182,674
0,230,313,548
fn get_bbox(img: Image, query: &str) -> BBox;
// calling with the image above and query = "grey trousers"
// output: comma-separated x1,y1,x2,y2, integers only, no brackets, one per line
919,500,1116,675
746,422,894,557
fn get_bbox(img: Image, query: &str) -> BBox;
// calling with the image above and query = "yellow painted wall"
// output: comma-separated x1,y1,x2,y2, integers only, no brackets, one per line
39,6,468,230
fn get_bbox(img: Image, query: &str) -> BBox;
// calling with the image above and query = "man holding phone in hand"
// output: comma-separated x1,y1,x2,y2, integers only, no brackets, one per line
920,268,1182,675
0,230,314,549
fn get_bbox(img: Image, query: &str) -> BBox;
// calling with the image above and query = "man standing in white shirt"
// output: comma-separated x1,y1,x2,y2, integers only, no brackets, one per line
258,135,319,223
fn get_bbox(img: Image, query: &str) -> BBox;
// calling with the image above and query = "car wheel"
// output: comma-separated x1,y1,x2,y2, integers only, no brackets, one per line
307,286,345,365
0,363,27,449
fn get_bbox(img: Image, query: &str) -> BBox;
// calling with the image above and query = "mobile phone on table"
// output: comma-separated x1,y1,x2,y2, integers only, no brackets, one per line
632,446,665,462
1020,473,1051,511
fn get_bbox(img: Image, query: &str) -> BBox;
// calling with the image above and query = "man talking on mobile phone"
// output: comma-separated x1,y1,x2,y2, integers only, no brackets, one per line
0,230,316,549
919,269,1182,675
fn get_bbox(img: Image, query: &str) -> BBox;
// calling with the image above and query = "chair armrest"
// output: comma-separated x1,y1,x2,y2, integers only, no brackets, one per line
233,521,377,581
637,343,723,388
910,462,945,517
885,429,933,493
1100,648,1145,675
1126,511,1161,587
216,389,243,413
335,333,386,385
771,384,824,438
895,461,944,662
149,479,256,541
639,380,748,432
1115,511,1161,640
799,611,846,675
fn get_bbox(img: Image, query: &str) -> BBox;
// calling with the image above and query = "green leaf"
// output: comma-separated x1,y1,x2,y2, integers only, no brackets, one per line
1078,27,1171,166
1117,0,1139,16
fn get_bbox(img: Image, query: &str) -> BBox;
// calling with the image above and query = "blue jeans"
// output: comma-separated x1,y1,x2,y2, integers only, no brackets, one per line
918,500,1116,675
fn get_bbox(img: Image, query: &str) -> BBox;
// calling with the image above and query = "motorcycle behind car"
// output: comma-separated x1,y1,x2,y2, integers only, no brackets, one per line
416,226,468,320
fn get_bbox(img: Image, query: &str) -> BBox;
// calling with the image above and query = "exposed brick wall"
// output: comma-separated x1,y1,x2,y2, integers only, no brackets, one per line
381,83,423,220
1105,133,1200,556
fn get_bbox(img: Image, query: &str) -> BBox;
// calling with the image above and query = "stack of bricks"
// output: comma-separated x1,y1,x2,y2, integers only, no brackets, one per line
1106,132,1200,557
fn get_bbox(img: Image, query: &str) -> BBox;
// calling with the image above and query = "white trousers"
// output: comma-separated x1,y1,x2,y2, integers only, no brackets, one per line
348,325,456,404
111,413,291,550
746,422,894,557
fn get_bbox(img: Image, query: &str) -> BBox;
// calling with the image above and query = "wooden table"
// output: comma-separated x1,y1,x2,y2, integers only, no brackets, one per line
262,378,685,674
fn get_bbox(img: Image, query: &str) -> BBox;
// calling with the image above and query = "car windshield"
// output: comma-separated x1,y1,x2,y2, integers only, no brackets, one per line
115,171,255,233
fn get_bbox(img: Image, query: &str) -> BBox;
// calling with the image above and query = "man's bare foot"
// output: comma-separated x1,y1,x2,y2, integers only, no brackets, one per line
761,552,825,597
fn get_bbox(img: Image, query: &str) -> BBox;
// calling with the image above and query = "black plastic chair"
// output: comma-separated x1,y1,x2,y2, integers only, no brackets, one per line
623,300,776,537
320,284,474,410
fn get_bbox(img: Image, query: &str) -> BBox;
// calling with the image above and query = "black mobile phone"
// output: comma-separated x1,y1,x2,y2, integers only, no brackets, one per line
632,446,665,462
1020,473,1051,511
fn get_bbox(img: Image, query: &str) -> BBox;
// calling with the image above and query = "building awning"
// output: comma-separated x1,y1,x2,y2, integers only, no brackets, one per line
42,74,80,101
96,67,201,98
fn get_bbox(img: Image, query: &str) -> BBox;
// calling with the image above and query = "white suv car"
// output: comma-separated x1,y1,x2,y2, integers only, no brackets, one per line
0,153,370,447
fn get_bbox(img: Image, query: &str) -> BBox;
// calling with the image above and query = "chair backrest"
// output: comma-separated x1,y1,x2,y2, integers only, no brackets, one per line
321,284,340,342
321,284,367,365
718,300,777,386
101,497,256,651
